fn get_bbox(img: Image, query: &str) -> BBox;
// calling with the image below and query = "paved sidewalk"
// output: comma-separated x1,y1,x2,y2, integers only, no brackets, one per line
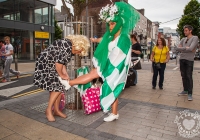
0,61,200,139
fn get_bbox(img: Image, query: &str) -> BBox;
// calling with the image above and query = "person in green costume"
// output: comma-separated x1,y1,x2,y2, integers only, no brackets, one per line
59,1,140,122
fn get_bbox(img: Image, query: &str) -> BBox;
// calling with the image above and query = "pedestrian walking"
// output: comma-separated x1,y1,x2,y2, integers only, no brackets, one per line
59,2,140,122
33,35,90,122
0,40,5,77
0,36,20,82
150,38,170,89
176,25,199,101
130,34,142,86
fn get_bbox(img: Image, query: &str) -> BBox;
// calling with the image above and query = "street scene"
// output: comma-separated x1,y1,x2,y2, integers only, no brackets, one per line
1,0,200,140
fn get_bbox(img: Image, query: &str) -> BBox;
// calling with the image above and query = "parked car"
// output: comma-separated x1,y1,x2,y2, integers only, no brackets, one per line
194,48,200,60
169,51,176,59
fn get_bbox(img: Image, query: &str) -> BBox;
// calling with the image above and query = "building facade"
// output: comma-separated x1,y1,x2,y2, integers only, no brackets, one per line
0,0,56,60
158,27,180,50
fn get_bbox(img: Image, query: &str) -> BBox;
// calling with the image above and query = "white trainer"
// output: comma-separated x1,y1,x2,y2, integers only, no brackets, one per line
58,76,71,90
103,113,119,122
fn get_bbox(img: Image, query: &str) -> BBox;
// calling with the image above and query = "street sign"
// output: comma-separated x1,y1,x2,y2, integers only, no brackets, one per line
35,31,49,39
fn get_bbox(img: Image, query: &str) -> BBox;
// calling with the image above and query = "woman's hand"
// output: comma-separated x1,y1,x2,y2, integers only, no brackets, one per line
90,38,96,43
165,59,169,63
61,74,70,81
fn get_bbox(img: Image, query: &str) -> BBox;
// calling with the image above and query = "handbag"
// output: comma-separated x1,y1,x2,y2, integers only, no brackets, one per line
52,92,66,111
133,60,142,70
82,86,102,114
132,57,142,70
154,47,163,69
125,68,136,88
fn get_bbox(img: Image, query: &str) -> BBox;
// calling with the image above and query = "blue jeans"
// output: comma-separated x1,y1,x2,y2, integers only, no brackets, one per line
180,59,194,95
152,62,166,88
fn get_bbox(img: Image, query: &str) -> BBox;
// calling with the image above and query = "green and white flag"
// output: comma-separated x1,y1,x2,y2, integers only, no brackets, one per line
75,66,91,96
93,35,131,112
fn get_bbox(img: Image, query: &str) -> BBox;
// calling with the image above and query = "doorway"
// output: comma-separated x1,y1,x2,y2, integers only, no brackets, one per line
35,39,49,58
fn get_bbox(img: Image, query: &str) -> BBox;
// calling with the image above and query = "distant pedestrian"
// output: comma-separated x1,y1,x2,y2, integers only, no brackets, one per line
0,36,20,82
0,40,5,76
150,38,170,89
130,34,142,85
176,25,199,101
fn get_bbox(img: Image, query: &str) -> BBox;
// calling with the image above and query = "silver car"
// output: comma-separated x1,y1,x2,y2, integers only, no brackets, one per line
169,51,176,59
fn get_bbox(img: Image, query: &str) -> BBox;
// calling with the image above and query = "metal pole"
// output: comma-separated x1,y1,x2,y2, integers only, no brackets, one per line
76,16,78,34
70,16,72,34
64,16,66,37
90,18,93,69
86,0,89,37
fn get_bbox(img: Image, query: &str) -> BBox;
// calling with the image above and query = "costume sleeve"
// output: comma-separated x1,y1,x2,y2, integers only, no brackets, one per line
52,39,71,65
55,51,66,64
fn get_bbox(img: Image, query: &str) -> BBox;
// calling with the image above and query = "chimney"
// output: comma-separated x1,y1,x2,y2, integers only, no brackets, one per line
138,9,145,16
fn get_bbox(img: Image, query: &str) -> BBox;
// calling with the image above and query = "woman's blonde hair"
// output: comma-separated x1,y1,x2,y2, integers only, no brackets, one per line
66,35,90,56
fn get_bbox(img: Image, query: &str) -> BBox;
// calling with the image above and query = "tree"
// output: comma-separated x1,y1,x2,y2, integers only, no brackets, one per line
54,19,62,40
61,0,97,20
177,0,200,39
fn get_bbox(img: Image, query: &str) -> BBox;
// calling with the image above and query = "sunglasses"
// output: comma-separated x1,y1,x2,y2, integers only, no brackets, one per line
185,39,189,44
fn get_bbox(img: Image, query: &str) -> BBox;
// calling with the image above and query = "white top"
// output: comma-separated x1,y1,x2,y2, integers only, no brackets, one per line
108,36,120,55
5,44,13,59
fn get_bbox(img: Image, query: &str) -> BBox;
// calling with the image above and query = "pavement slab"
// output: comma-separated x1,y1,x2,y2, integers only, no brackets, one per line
1,61,200,139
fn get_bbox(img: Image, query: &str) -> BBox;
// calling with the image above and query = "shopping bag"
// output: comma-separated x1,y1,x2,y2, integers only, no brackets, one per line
82,87,102,114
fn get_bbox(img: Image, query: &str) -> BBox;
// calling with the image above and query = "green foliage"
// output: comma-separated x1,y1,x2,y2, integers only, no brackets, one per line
54,19,62,40
177,0,200,39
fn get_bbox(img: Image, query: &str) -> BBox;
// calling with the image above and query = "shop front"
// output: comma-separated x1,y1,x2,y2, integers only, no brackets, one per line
0,0,56,60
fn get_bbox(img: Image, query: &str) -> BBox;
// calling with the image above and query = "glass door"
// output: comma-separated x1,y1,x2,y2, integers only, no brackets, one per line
35,39,49,58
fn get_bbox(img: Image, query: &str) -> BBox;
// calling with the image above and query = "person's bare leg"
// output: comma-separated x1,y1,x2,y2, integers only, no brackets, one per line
111,98,118,115
53,93,67,118
69,68,99,86
46,91,60,122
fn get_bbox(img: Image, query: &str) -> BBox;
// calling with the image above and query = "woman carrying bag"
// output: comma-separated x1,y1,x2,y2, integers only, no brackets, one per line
130,34,142,86
150,38,170,89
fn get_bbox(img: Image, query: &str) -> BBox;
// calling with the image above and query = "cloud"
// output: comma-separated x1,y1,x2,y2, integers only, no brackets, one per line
129,0,190,29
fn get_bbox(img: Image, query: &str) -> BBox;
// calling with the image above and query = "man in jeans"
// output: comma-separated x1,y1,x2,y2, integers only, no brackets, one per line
176,25,199,101
0,36,20,82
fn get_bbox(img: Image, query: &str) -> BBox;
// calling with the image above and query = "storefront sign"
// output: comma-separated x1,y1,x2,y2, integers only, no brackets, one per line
35,31,49,39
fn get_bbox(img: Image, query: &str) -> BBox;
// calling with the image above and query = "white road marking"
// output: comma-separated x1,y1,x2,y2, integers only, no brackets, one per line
173,67,179,70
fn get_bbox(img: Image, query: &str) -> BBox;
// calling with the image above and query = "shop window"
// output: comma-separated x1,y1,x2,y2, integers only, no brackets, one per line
34,0,49,25
14,0,34,23
0,0,14,20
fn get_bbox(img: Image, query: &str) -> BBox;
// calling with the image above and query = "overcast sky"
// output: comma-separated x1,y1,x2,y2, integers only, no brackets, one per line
55,0,198,29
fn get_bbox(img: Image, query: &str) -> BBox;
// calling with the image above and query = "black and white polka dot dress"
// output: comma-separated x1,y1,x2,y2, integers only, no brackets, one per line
33,39,72,92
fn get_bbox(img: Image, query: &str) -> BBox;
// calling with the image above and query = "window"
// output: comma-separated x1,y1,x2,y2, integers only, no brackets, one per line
34,0,49,25
34,8,42,24
0,0,14,20
14,0,34,23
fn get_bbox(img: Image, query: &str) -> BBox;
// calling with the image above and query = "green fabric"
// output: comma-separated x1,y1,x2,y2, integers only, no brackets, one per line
75,66,91,96
92,2,140,112
94,2,140,73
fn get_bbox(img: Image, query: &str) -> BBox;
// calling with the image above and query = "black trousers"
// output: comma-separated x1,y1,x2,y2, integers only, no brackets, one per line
180,59,194,95
152,62,166,88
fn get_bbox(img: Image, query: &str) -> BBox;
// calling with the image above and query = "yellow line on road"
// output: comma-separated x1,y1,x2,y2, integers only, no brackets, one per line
10,74,33,80
12,89,44,98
